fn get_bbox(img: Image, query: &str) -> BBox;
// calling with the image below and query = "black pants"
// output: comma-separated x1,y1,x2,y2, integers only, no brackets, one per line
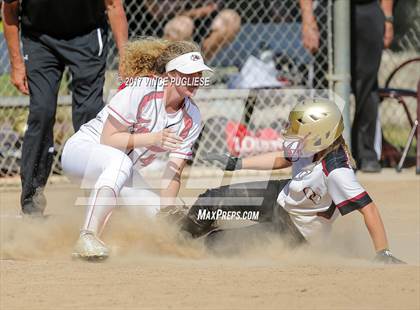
351,1,385,164
20,28,107,213
181,180,306,246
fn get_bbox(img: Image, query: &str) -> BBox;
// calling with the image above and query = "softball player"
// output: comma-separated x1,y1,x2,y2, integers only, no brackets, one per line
181,98,404,264
61,38,212,260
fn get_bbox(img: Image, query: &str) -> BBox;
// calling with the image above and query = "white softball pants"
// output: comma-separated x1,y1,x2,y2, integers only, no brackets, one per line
61,132,160,236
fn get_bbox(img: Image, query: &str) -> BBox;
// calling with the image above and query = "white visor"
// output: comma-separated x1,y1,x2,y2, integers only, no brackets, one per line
165,52,213,74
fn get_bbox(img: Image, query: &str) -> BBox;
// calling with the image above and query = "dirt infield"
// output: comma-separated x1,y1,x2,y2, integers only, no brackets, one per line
1,169,419,310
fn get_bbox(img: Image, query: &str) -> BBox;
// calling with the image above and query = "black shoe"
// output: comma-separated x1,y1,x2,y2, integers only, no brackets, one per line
361,160,381,173
22,187,46,216
22,211,49,219
179,215,216,239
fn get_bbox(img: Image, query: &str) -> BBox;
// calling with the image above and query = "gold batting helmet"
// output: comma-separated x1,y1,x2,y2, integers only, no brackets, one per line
283,98,344,153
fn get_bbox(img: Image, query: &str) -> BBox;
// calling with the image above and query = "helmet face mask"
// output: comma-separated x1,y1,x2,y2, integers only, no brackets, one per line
282,136,305,162
283,98,344,156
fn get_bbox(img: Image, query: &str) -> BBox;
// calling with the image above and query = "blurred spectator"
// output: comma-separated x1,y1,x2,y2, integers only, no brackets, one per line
2,0,128,216
299,0,329,89
300,0,394,172
0,2,10,75
126,0,241,60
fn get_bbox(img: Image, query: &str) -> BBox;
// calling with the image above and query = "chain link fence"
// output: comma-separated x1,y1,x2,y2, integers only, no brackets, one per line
0,0,419,179
378,13,420,161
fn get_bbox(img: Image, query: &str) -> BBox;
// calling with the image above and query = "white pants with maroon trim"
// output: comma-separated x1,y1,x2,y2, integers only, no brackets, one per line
61,131,160,235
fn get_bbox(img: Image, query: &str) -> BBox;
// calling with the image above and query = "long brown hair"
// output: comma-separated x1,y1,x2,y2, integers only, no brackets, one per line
155,40,201,74
121,37,201,78
316,135,356,168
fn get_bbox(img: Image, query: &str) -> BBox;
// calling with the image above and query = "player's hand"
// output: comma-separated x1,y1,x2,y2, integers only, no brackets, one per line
301,20,320,54
374,249,406,264
202,153,242,171
156,128,183,151
11,61,29,95
183,2,217,19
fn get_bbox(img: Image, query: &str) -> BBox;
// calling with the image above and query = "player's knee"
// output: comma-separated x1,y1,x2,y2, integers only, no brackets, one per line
95,153,133,193
120,154,133,173
211,9,241,39
112,154,133,181
163,16,194,41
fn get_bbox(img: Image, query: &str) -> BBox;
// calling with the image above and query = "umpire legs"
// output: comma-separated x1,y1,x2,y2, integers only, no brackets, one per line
19,28,107,215
63,28,107,131
20,34,65,214
351,2,385,167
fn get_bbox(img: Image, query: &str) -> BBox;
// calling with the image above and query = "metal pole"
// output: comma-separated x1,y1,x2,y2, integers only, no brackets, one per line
332,0,352,144
416,80,420,174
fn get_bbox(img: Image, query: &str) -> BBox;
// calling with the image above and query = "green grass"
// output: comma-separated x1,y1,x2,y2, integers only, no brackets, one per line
382,124,417,156
0,74,20,97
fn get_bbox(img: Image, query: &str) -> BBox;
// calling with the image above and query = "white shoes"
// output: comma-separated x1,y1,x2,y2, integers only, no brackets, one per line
72,230,109,261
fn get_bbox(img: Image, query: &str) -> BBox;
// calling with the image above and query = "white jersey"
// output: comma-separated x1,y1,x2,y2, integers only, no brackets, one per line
277,146,372,241
78,77,202,168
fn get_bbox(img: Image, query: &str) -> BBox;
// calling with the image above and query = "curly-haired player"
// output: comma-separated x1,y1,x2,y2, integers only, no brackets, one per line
62,38,212,260
181,98,405,264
